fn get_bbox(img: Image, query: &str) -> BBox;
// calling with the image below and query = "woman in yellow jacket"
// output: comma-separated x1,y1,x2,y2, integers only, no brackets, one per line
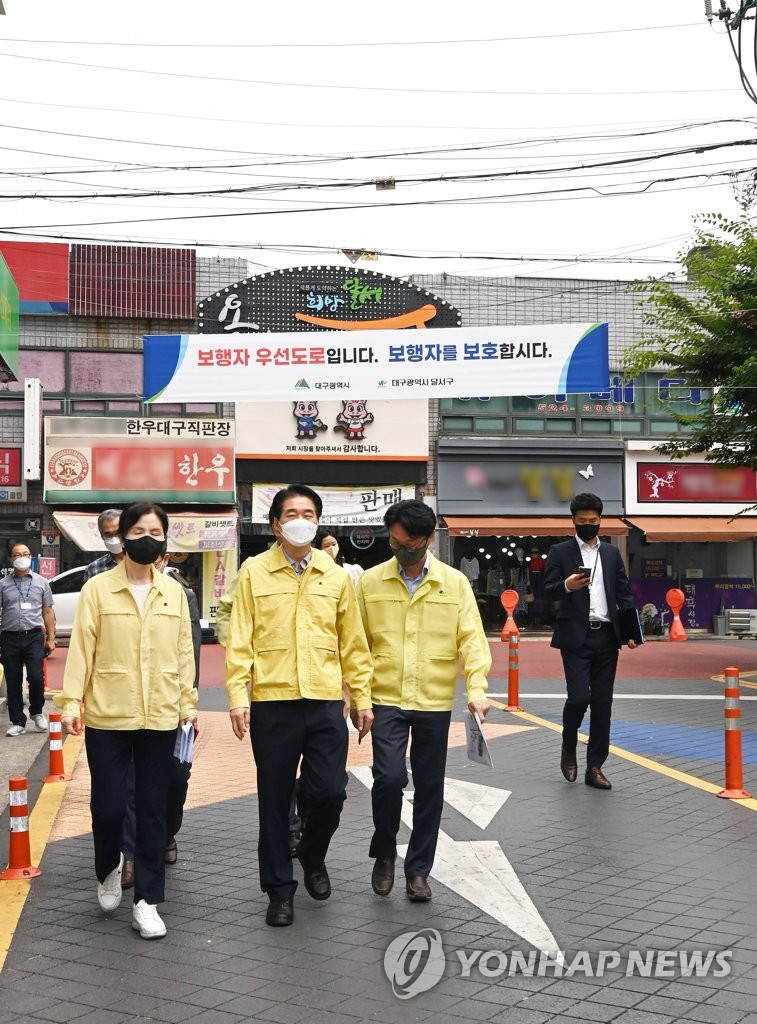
56,502,197,941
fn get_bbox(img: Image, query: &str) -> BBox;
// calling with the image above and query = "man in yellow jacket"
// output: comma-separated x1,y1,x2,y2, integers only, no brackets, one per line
225,484,373,927
356,499,491,903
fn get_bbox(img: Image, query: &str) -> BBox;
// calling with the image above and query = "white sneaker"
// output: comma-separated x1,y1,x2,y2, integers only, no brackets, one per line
132,900,167,939
31,713,48,732
97,853,124,912
6,724,25,737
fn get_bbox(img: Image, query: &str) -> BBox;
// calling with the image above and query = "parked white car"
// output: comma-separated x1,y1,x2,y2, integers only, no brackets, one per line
48,565,89,638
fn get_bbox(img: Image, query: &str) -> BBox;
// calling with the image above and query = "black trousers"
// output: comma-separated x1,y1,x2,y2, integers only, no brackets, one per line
250,699,348,901
561,624,619,768
85,727,176,905
121,757,191,860
1,630,45,727
370,705,452,879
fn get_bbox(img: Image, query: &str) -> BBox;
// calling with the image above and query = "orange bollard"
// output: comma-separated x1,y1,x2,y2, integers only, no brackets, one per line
44,712,72,783
666,588,687,641
505,633,523,711
718,667,752,800
500,589,520,640
0,777,42,880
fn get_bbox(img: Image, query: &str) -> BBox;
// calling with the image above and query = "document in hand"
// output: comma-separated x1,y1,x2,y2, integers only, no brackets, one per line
619,607,645,645
173,722,195,764
465,711,494,768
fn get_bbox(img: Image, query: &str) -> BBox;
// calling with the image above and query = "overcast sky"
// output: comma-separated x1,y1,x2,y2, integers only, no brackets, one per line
1,0,756,281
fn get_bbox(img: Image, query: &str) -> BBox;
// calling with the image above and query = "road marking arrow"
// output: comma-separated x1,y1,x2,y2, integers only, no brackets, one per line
351,765,562,961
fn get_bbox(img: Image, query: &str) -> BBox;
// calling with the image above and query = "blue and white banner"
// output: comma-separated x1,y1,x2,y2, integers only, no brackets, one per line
143,323,609,403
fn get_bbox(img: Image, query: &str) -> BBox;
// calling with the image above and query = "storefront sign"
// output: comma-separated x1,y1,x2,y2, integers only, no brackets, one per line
0,251,19,383
350,527,375,550
641,558,668,579
252,484,415,525
637,463,757,503
236,399,428,460
37,557,57,580
197,266,462,334
44,416,235,503
0,242,69,314
143,323,609,403
0,445,27,503
438,445,624,516
52,510,238,553
201,548,237,622
631,578,756,630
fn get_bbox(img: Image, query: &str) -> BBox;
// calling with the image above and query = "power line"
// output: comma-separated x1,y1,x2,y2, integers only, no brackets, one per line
0,22,703,49
0,50,744,97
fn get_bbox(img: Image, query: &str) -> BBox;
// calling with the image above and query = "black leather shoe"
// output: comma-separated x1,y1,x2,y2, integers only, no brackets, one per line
371,856,396,896
121,858,135,890
585,766,612,790
288,832,301,858
560,746,578,782
265,896,294,927
406,875,432,902
297,855,331,901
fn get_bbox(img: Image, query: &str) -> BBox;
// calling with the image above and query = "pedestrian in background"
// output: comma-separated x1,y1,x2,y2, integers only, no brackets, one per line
84,508,124,580
0,541,55,736
356,499,491,902
56,502,197,940
543,492,638,791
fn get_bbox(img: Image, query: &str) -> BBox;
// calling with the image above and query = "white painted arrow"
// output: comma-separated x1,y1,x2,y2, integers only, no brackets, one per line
350,765,562,962
441,776,510,830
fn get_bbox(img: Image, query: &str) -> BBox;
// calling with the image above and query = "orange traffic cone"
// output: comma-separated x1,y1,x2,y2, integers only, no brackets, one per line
44,712,72,783
500,589,521,639
0,776,42,880
666,588,687,641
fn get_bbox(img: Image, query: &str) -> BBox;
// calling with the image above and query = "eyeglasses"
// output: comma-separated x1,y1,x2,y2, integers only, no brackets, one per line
388,539,427,553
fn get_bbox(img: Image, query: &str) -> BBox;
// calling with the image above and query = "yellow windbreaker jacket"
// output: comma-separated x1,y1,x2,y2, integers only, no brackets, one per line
224,544,372,711
356,554,491,711
54,561,197,729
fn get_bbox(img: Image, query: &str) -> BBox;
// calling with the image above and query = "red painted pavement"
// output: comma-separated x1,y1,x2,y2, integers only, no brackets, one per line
44,637,757,690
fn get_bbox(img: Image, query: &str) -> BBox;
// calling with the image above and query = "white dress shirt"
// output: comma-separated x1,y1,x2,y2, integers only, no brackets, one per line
577,536,610,621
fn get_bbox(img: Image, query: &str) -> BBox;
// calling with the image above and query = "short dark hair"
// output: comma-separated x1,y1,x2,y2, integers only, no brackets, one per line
383,499,436,538
570,492,603,517
10,540,30,557
118,502,169,538
315,528,344,564
269,484,323,525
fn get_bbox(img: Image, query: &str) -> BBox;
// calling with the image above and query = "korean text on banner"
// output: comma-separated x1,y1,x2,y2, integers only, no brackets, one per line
143,324,609,404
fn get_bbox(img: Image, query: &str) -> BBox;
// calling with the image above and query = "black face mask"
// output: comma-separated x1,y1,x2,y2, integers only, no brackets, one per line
393,543,428,568
124,535,167,565
575,523,600,542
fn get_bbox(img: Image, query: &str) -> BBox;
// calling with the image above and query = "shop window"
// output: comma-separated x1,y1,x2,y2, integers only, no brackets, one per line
649,420,679,435
442,416,474,431
612,419,643,433
72,401,106,412
514,418,545,432
186,404,219,413
545,419,576,433
474,418,506,432
70,352,143,394
108,401,143,412
582,419,612,433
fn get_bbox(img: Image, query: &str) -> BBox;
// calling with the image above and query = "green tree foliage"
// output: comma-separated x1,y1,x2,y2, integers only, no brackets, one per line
624,213,757,468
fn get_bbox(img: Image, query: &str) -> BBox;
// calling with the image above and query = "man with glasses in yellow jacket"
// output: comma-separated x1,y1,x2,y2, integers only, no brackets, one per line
356,499,491,903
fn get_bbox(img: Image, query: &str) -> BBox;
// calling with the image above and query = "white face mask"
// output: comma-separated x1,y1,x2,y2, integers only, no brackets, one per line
13,556,32,571
103,536,123,554
280,519,318,547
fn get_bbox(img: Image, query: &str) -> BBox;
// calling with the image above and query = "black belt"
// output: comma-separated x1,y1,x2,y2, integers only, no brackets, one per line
589,620,611,629
1,628,43,636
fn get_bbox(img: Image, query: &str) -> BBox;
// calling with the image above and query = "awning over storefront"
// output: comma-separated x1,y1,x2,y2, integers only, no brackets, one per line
442,516,628,537
53,510,238,552
625,516,757,543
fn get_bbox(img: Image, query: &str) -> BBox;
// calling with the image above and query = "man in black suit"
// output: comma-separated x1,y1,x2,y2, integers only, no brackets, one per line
543,493,638,790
